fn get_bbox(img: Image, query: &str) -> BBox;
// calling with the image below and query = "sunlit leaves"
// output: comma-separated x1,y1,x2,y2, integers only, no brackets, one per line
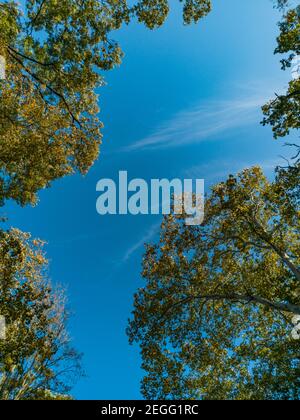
262,7,300,139
127,167,300,399
182,0,211,25
0,228,81,400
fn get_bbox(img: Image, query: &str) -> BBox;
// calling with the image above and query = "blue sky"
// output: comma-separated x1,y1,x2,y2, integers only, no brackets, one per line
4,0,297,399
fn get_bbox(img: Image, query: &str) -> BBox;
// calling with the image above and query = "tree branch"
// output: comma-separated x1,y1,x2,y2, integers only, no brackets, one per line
160,293,300,322
7,49,82,127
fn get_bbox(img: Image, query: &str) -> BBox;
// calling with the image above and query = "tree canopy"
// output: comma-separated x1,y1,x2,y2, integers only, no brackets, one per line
0,227,81,400
127,167,300,399
0,0,211,206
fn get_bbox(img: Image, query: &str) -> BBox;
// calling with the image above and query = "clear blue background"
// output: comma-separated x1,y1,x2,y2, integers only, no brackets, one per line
5,0,296,399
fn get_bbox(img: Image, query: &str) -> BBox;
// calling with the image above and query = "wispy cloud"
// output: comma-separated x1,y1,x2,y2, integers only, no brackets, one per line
123,94,270,152
121,221,160,263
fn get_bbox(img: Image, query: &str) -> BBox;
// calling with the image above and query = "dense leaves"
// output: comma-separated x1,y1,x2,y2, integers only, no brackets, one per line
0,228,81,400
126,0,300,401
262,6,300,139
127,168,300,399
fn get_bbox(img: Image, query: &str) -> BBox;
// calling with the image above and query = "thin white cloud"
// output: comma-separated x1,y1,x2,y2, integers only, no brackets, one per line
121,221,160,263
123,94,270,152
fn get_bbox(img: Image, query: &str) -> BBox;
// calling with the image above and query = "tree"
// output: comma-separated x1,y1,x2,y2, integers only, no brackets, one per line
262,5,300,139
0,228,81,400
127,167,300,399
262,3,300,222
0,0,211,206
